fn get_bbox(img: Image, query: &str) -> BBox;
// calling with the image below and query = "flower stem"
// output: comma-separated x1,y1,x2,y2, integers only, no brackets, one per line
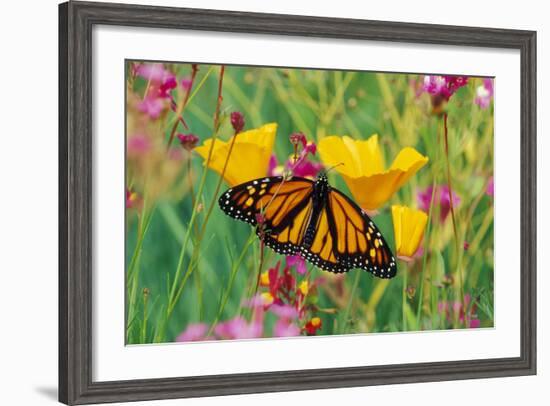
253,240,265,298
402,262,408,331
213,66,225,131
443,113,459,255
126,194,156,342
416,181,437,326
341,270,361,334
166,64,199,149
185,157,203,320
442,113,466,320
141,288,149,343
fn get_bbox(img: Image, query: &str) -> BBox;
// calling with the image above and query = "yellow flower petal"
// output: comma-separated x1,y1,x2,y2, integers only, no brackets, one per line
318,135,384,177
261,292,274,306
299,280,309,296
317,135,357,177
343,134,385,175
260,271,270,286
389,147,429,176
318,135,428,210
391,205,428,260
234,123,277,151
195,123,277,186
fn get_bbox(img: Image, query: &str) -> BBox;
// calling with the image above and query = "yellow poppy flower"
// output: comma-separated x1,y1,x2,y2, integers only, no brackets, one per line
318,135,428,211
391,205,428,261
195,123,277,187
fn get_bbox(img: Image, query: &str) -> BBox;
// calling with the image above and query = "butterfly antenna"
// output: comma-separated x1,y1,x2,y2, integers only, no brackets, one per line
325,162,344,174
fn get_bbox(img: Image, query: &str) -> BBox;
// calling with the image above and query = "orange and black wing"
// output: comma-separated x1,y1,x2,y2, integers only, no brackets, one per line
297,204,351,274
219,176,314,256
327,189,397,278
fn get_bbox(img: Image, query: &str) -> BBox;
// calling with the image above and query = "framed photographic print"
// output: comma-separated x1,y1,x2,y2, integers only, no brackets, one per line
59,1,536,404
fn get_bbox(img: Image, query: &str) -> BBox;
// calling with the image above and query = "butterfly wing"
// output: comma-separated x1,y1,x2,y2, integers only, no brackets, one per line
297,204,351,274
219,176,314,255
327,189,397,278
261,195,314,257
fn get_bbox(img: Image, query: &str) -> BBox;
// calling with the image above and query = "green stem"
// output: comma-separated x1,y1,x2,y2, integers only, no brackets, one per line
442,113,466,323
341,270,361,334
126,198,154,282
416,181,438,326
253,240,265,299
402,262,408,331
207,232,256,336
185,157,203,321
126,195,156,341
141,288,149,343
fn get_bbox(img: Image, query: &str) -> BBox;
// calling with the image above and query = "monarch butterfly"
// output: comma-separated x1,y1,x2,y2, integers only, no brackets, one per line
218,172,397,278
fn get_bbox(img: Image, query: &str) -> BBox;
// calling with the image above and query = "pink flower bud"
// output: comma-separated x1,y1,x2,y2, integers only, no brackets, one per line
177,133,199,151
230,111,245,134
255,212,266,225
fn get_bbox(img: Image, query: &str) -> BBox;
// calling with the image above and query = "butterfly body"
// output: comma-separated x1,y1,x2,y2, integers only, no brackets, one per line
303,173,330,249
218,173,397,278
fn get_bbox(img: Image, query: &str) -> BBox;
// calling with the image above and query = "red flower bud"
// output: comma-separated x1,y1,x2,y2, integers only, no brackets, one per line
255,212,266,225
304,317,322,335
230,111,245,134
177,133,199,151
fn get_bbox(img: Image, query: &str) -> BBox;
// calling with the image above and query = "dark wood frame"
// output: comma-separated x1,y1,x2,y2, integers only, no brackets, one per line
59,1,537,404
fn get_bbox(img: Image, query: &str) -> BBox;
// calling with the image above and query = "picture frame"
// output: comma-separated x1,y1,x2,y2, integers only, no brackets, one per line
59,1,537,404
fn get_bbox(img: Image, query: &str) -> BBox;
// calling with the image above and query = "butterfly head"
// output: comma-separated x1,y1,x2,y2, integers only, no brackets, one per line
314,171,330,198
316,171,329,183
316,163,343,187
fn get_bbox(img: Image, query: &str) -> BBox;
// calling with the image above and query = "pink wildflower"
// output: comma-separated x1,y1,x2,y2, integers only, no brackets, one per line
137,97,165,119
136,63,172,82
176,323,210,342
289,132,307,149
270,304,299,320
417,185,460,221
268,154,284,177
486,176,494,197
474,78,494,109
438,294,480,328
214,316,263,340
286,255,307,275
422,75,469,101
273,320,301,337
127,134,151,156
